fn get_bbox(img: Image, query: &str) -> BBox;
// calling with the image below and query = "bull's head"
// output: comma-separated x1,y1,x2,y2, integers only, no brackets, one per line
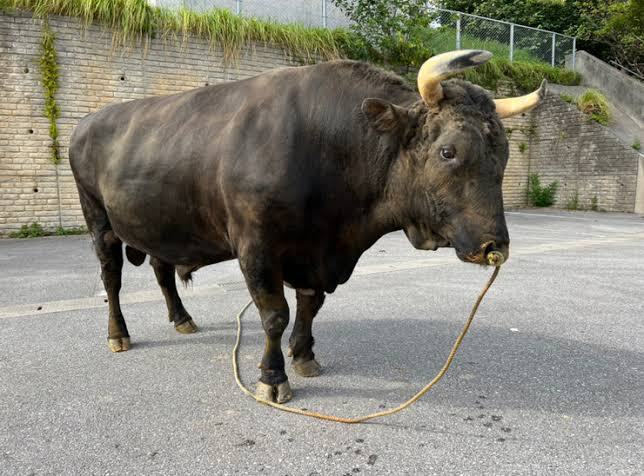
362,50,546,266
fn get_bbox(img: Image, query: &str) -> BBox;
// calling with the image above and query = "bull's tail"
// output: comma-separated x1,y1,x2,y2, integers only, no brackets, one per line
125,245,146,266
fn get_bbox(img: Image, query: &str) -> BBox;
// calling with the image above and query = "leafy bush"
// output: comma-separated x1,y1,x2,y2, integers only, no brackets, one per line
8,222,46,238
577,89,611,125
528,174,558,207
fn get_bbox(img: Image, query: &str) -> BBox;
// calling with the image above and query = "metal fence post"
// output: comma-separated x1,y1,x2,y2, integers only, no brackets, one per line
551,32,556,66
509,23,514,62
236,0,242,15
571,37,576,70
322,0,327,28
456,14,461,49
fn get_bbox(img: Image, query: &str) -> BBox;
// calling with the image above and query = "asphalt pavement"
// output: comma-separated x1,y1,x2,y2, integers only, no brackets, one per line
0,209,643,475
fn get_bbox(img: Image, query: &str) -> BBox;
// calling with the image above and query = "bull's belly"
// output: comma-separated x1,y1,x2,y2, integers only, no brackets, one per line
282,250,360,294
104,200,232,266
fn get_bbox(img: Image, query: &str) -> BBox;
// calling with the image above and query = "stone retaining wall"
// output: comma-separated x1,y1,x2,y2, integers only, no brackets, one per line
1,12,641,234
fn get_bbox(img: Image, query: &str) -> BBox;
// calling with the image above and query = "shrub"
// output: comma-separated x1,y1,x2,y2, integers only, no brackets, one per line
577,89,611,125
8,222,46,238
528,173,558,207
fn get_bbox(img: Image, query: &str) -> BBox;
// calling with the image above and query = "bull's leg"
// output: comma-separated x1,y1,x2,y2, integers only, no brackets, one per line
96,230,130,352
238,248,292,403
76,185,130,353
288,290,325,377
149,257,198,334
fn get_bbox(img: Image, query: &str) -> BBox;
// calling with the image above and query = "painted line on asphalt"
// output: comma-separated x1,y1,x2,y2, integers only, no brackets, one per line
1,231,643,320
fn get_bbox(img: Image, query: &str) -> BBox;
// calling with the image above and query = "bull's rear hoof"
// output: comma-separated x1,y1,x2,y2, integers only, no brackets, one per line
292,358,322,377
108,337,131,353
175,319,198,334
255,380,293,404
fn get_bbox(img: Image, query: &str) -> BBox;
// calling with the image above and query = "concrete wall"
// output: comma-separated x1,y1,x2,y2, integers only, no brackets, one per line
528,93,641,212
1,13,642,235
568,51,644,129
0,12,297,234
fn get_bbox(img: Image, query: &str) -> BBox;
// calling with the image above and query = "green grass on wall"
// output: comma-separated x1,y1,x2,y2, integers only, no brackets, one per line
0,0,581,93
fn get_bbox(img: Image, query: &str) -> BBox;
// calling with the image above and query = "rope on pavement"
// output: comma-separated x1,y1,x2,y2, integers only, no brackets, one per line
232,256,502,424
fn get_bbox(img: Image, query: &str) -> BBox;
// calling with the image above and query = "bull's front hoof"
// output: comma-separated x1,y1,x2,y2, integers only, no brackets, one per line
292,358,322,377
255,380,293,404
175,319,198,334
108,337,131,353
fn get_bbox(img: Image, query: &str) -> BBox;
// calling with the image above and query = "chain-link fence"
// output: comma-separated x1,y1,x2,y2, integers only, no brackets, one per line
150,1,576,67
427,7,576,67
151,0,350,28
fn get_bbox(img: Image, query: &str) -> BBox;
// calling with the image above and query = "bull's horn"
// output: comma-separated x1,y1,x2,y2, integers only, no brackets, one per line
494,79,548,118
417,50,493,105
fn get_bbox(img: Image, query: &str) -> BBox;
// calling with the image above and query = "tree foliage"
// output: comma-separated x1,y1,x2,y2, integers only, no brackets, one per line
332,0,433,72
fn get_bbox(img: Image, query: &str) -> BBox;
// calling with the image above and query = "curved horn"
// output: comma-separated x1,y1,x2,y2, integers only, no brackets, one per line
417,50,493,105
494,80,548,118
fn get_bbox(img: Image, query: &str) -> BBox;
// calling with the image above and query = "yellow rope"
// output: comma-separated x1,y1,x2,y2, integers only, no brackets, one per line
232,265,501,424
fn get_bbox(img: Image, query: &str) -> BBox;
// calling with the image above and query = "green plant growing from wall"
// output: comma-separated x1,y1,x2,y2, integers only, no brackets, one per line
590,195,599,211
577,89,611,126
39,21,60,164
518,142,528,153
566,191,580,210
8,222,47,238
528,173,558,207
632,139,641,151
2,0,582,93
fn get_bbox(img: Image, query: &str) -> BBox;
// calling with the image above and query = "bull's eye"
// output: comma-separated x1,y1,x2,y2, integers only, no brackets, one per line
440,145,456,160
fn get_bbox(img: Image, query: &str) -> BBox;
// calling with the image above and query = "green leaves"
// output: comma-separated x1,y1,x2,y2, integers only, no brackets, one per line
39,22,60,165
528,174,559,207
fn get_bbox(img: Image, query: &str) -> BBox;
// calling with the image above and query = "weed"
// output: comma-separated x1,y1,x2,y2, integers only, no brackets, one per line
577,89,611,125
518,142,528,153
528,174,558,207
590,195,598,211
8,222,47,238
632,139,641,151
559,93,574,103
565,191,579,210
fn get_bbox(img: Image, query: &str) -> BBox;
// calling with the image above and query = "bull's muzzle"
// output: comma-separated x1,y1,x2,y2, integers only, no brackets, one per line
461,241,509,266
481,241,509,266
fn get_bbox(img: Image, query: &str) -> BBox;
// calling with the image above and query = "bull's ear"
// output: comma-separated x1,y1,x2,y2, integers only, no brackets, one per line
362,98,409,134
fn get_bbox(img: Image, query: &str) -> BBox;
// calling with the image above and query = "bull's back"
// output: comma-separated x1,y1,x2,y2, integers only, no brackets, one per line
69,66,324,263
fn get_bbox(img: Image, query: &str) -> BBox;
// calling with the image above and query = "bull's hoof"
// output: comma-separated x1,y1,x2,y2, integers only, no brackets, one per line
108,337,131,353
175,319,198,334
255,380,293,404
292,358,322,377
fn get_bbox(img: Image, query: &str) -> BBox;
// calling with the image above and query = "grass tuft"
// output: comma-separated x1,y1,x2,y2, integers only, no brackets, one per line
8,222,47,238
577,89,611,125
462,57,581,93
2,0,346,63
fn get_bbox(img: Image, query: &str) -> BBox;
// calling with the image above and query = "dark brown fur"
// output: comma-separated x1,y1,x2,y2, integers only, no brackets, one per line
69,59,509,389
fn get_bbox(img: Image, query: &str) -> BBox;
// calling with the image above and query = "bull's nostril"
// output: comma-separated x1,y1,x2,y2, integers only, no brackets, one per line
482,241,496,256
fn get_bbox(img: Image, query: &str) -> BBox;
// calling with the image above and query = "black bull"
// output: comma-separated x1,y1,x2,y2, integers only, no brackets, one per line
70,54,534,403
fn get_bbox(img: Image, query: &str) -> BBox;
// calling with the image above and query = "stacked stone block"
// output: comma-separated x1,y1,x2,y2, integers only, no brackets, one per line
0,12,641,234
